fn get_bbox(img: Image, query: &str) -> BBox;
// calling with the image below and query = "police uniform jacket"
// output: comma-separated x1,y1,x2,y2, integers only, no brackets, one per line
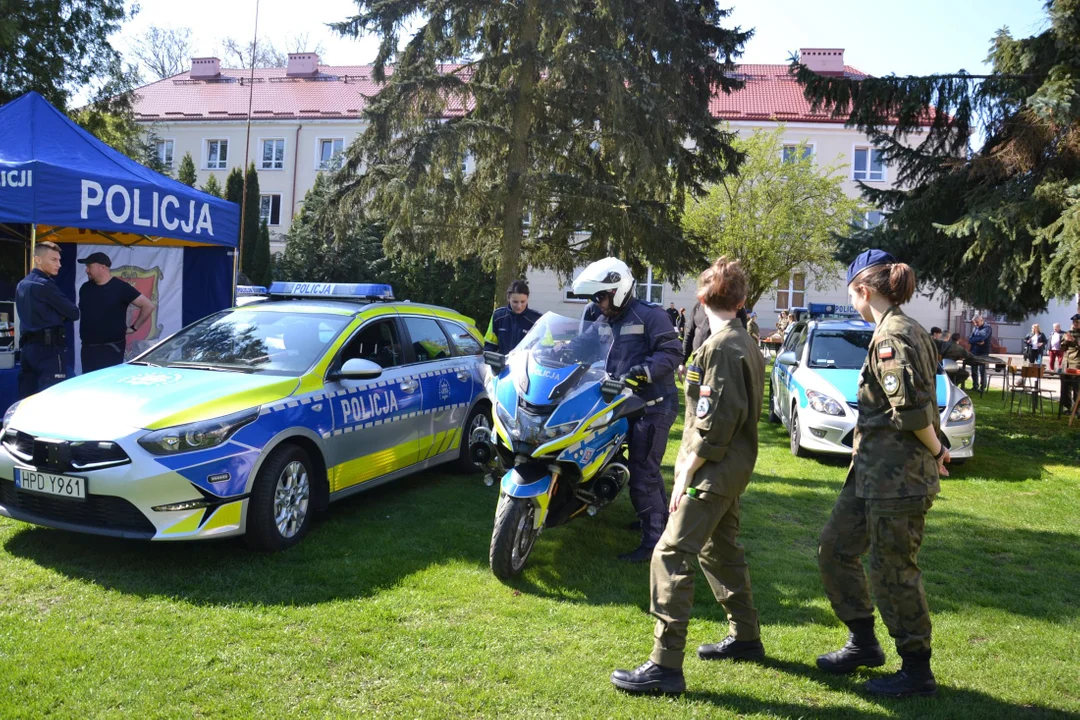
679,318,764,496
853,306,941,500
16,268,80,335
603,297,682,410
484,304,542,354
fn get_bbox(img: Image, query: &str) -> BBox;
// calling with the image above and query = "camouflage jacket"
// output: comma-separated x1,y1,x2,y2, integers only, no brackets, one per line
934,338,975,363
853,306,941,499
679,318,765,497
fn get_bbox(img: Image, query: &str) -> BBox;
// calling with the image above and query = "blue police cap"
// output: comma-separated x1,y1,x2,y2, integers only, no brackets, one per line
846,249,895,286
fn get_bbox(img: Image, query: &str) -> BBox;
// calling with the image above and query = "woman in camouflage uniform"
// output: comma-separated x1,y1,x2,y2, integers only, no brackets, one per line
611,257,765,696
816,249,949,698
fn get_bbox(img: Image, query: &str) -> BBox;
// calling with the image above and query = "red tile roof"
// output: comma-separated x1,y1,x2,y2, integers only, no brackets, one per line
132,62,887,125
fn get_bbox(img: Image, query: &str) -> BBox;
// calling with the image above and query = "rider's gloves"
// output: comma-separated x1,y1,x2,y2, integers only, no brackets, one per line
622,364,651,391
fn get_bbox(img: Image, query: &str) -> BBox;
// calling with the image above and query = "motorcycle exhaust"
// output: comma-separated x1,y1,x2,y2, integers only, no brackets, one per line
591,462,630,504
470,440,492,465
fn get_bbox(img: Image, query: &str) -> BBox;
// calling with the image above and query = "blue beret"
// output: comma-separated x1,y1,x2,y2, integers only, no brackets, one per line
846,249,896,286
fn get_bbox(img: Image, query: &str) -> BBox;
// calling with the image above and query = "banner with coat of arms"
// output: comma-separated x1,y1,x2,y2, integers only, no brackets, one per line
74,245,183,374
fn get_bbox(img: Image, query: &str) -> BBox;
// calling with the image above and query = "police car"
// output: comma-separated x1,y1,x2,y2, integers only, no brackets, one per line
769,306,975,461
235,285,269,306
0,282,491,550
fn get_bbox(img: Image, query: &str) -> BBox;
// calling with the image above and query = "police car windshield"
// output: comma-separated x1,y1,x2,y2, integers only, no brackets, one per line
139,309,350,375
808,330,874,369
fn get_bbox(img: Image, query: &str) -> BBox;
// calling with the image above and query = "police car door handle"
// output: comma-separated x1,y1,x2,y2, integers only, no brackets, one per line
400,380,419,393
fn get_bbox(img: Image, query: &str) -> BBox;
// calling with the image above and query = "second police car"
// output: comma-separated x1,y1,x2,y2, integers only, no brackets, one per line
0,283,491,550
770,306,975,461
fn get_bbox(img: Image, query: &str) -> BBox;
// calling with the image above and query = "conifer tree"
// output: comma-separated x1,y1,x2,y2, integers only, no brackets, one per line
200,175,222,198
240,164,261,280
224,167,244,204
177,152,197,187
254,220,272,287
332,1,751,303
791,0,1080,316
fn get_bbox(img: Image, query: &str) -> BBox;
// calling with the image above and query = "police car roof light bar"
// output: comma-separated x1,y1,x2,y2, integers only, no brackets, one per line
267,282,395,302
236,285,268,296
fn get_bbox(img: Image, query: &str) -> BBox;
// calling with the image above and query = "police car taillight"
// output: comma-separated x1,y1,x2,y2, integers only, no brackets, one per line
267,282,395,301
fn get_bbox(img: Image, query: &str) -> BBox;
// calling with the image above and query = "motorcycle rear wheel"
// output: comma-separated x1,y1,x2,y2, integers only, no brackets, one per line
490,495,540,580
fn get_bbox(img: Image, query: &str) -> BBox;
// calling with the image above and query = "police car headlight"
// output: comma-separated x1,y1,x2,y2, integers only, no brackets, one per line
806,390,845,416
2,400,21,431
138,408,259,455
948,396,974,424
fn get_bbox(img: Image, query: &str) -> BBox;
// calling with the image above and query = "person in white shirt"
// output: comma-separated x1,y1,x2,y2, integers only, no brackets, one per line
1049,323,1064,371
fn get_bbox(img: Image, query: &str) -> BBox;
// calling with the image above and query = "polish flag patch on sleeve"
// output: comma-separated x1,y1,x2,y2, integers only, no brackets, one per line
877,345,894,360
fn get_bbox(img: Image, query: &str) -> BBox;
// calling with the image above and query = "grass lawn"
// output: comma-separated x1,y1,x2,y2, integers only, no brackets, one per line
1,387,1078,718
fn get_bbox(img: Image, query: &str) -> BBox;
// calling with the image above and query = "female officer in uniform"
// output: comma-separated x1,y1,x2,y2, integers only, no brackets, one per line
816,249,948,698
611,257,765,696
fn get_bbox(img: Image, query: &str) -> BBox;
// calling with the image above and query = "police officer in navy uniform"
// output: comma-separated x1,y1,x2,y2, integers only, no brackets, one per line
77,252,155,373
16,241,79,398
572,258,683,562
484,280,542,355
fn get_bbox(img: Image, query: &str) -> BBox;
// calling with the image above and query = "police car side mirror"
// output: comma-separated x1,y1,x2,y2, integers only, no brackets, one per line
336,358,383,381
777,350,799,368
483,351,506,373
942,359,960,374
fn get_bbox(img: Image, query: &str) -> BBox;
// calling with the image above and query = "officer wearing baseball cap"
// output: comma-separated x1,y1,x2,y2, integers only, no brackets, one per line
77,252,156,373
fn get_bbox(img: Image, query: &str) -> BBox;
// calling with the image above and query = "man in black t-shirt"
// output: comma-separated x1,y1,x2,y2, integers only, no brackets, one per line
78,252,156,373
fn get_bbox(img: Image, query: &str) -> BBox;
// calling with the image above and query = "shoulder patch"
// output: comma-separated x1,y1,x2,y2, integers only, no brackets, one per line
685,364,702,385
877,345,894,360
882,370,901,395
699,384,712,397
696,396,711,418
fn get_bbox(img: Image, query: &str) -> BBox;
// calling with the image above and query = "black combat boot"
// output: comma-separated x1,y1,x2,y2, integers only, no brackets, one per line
610,660,685,695
816,617,886,674
618,513,665,563
697,635,765,662
865,650,937,698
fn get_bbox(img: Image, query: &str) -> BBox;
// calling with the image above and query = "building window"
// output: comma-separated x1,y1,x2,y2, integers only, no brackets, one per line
317,138,344,169
259,194,282,226
155,139,174,168
860,210,886,228
260,138,285,170
853,147,885,181
782,144,813,163
775,272,806,311
206,139,229,170
635,268,663,305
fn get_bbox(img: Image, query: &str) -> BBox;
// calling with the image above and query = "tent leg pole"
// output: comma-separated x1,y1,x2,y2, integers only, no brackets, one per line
232,248,239,306
29,224,36,274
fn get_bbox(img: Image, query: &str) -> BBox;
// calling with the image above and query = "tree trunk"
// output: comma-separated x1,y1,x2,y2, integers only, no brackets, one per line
494,0,540,308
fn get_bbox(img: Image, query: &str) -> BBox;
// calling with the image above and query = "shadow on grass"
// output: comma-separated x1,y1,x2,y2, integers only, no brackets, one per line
681,656,1078,719
3,466,496,607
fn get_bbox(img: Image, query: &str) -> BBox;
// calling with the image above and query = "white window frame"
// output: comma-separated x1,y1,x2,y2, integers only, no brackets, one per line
315,137,345,170
155,138,175,168
635,267,664,305
259,193,282,226
781,142,815,164
259,137,286,171
852,145,886,182
775,271,806,312
860,209,886,228
204,139,229,170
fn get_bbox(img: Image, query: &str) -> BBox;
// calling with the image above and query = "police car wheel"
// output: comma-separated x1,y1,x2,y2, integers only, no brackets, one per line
246,444,315,551
768,379,781,423
455,402,492,474
789,408,810,458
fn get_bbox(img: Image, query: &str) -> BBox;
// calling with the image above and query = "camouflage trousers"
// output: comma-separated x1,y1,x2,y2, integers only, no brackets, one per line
818,472,934,655
649,490,759,669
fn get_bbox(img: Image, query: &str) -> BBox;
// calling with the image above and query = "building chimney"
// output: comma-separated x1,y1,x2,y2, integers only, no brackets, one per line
286,52,320,77
190,57,221,79
799,48,845,76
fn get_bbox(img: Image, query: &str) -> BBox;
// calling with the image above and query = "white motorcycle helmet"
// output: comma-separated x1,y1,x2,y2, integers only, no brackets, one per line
572,257,636,311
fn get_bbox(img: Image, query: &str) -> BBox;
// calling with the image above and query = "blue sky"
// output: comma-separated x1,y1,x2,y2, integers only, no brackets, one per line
121,0,1050,78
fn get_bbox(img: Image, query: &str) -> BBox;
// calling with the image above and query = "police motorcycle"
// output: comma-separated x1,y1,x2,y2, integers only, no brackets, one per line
470,312,646,580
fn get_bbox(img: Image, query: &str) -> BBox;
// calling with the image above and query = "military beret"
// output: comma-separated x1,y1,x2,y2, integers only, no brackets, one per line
846,248,896,286
1072,313,1080,321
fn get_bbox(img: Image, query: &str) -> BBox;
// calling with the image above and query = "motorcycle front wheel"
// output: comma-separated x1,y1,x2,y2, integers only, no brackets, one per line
490,495,541,580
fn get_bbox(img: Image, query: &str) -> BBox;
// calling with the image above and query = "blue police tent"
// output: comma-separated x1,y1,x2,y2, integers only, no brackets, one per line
0,91,240,411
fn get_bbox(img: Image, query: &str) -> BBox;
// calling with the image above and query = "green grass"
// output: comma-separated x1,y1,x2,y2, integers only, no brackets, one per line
1,387,1078,718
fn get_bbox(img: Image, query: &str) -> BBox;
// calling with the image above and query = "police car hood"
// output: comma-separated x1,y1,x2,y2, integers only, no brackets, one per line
11,365,299,439
806,367,861,405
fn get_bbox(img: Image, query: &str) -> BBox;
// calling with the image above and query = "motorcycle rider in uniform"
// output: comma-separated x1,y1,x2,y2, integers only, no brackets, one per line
571,258,683,562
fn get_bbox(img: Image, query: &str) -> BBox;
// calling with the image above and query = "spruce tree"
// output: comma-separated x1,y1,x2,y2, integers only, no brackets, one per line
224,167,244,204
254,220,272,287
791,0,1080,316
240,164,261,280
200,174,222,198
332,1,750,304
177,152,197,187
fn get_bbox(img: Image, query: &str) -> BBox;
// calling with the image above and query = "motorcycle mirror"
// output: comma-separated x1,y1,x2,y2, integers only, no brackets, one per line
483,351,506,373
